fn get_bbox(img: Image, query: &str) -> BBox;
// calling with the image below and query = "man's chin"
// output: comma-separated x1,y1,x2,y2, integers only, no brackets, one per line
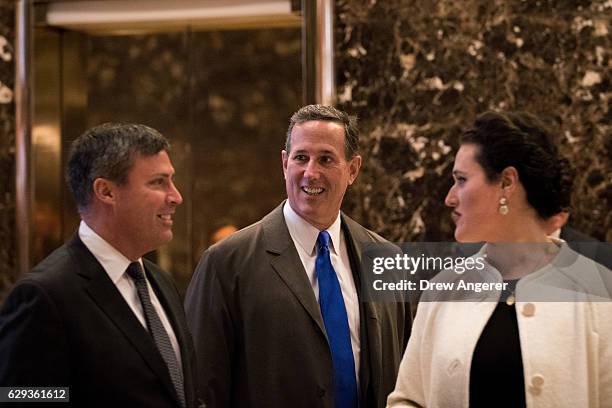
162,231,174,243
152,231,174,248
295,204,321,218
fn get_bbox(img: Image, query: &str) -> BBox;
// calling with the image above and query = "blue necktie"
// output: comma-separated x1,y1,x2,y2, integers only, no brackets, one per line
316,231,358,408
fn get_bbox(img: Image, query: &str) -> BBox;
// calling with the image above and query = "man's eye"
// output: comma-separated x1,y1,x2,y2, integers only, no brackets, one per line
320,156,333,164
456,176,466,184
293,155,307,161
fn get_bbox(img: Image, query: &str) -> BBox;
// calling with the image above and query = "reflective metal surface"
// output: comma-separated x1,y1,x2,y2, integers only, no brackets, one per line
28,21,302,294
59,30,87,240
31,27,62,265
15,0,33,276
301,0,334,105
315,0,334,105
45,0,300,35
21,1,332,294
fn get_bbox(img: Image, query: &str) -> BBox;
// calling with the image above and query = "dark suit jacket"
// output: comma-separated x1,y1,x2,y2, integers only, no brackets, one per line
0,235,201,407
185,203,412,408
560,226,612,270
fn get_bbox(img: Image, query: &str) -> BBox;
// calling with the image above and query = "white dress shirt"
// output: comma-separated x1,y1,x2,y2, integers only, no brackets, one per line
78,220,182,371
283,202,361,380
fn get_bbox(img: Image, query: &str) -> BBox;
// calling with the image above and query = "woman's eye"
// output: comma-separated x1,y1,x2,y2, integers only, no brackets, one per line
454,176,466,184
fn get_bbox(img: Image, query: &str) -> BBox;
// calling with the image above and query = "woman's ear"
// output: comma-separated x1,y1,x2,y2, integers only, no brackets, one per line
500,166,519,194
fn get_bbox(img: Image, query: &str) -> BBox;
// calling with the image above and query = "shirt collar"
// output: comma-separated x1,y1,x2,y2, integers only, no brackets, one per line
78,220,143,284
283,201,342,256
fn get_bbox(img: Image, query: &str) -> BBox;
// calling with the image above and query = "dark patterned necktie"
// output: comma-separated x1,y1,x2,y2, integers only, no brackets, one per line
316,231,358,407
126,262,186,407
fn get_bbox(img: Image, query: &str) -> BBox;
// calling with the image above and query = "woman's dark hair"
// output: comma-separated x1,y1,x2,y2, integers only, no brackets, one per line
460,111,574,219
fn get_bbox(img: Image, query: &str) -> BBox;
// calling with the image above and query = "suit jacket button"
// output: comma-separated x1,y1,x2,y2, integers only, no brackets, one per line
318,387,326,397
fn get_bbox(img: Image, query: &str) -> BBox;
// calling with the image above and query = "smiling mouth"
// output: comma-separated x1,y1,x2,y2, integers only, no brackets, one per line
158,214,173,222
301,186,324,195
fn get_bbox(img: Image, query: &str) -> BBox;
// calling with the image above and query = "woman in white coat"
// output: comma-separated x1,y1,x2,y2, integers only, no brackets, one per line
387,111,612,408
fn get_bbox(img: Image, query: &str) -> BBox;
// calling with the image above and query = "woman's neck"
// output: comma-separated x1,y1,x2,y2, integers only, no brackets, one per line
484,217,559,279
485,241,559,279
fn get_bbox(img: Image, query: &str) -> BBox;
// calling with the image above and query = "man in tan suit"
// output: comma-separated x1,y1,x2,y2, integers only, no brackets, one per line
185,105,411,408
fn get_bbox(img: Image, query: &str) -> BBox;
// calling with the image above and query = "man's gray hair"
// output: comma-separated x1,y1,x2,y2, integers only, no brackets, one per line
66,123,170,212
285,104,359,159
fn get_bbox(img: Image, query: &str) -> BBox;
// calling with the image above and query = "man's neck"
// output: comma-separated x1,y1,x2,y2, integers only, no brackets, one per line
81,215,141,261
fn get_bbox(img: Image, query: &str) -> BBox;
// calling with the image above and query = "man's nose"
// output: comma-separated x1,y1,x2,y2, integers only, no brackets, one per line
304,159,320,179
168,181,183,205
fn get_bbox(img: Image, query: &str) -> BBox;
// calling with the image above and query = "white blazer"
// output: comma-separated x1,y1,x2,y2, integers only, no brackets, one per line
387,244,612,408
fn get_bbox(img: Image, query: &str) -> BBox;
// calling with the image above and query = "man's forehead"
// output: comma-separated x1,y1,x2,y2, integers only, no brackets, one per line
291,121,345,144
130,150,175,174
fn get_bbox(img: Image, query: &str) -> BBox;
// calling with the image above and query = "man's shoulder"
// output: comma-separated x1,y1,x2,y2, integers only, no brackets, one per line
27,240,79,285
208,218,267,254
561,225,599,242
341,212,389,244
5,240,82,306
206,204,286,254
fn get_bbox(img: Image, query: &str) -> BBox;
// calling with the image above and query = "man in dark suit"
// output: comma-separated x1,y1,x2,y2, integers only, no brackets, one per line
546,211,612,270
0,123,201,407
185,105,412,408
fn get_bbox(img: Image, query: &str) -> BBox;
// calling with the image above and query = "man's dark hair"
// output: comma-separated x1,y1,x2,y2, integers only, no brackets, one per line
461,110,574,219
66,123,170,211
285,104,359,159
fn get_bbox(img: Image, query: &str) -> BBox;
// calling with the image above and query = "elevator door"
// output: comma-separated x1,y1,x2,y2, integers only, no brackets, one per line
34,26,302,294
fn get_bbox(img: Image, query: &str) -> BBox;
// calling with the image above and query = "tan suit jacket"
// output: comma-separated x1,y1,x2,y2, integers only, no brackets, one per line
185,202,411,408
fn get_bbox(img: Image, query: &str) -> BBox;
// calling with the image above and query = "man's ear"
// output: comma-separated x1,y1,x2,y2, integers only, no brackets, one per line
348,155,362,185
281,150,288,180
92,178,117,205
500,166,519,194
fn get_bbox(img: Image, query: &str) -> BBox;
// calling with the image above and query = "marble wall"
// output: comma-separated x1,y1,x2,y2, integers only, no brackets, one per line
0,2,15,300
336,0,611,242
2,0,611,301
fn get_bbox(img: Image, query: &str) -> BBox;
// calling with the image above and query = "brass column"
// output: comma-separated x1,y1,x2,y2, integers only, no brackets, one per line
302,0,334,105
15,0,33,275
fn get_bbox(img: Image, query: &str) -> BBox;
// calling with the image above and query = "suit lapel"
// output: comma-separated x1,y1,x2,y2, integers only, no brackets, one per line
262,205,387,404
342,215,382,403
263,203,328,338
67,236,179,404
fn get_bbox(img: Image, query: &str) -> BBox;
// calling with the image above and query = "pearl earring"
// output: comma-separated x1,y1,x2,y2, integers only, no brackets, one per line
499,197,509,215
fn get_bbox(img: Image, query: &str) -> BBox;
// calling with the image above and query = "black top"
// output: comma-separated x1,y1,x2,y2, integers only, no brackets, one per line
469,280,526,408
